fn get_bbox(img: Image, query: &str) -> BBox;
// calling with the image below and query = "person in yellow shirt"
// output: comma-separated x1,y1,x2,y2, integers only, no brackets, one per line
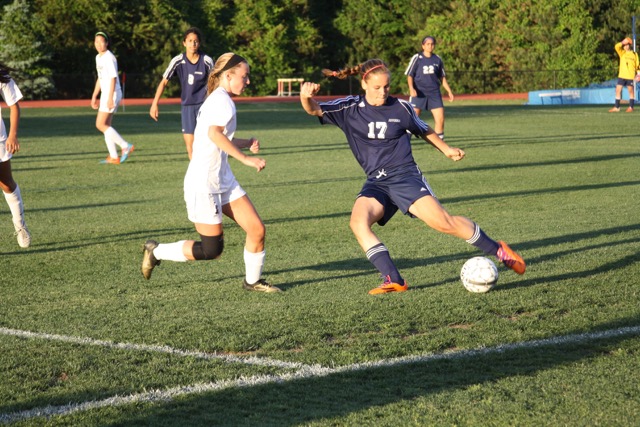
609,37,640,112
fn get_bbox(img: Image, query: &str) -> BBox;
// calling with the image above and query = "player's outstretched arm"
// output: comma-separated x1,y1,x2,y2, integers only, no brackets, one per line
209,126,265,172
233,137,260,153
424,130,465,161
300,82,323,117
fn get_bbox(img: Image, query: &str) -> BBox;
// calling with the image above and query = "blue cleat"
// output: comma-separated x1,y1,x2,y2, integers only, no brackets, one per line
120,144,135,163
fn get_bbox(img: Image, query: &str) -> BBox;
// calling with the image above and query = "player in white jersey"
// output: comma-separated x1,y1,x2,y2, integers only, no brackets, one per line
150,27,214,159
301,59,525,295
0,63,31,248
141,53,281,293
91,31,134,165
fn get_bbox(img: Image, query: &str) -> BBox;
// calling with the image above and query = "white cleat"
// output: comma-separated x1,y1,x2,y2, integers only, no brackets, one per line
15,227,31,248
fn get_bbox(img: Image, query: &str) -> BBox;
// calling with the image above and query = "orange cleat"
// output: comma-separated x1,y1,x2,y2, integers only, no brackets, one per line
497,241,526,275
626,107,634,113
608,107,620,113
100,156,121,165
368,276,408,295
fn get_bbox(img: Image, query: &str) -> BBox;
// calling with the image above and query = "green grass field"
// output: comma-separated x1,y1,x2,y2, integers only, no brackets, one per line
1,100,639,426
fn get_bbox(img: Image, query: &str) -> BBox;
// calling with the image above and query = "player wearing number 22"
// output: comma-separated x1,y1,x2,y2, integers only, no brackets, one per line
405,36,453,141
300,59,525,295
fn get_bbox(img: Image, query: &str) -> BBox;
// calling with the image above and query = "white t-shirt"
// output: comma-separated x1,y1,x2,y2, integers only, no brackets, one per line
184,86,237,194
0,79,23,143
95,50,122,95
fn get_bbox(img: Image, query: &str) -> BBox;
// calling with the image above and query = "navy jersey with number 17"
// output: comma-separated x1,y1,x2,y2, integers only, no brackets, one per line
319,95,430,180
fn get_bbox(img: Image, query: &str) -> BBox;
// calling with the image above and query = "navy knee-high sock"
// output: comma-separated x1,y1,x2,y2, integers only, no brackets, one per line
366,243,404,284
466,223,500,256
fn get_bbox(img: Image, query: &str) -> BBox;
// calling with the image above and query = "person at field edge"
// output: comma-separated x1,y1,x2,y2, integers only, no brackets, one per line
609,36,640,113
0,63,31,248
405,36,454,140
150,27,214,159
142,53,281,293
300,59,525,295
91,31,134,164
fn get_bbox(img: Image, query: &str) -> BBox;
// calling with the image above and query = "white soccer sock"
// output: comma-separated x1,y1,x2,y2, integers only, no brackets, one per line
244,248,265,284
103,133,119,158
104,126,129,150
3,185,26,230
153,241,188,262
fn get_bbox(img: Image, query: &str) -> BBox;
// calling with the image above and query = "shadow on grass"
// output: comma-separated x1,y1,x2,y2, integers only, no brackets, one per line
449,132,635,146
119,324,639,426
0,226,192,256
270,223,640,292
2,318,638,425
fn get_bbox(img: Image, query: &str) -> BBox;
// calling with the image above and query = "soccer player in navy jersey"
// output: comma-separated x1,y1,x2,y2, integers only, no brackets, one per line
150,27,214,159
300,59,525,295
405,36,453,141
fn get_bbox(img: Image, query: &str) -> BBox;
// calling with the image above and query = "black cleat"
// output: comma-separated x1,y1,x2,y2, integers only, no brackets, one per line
141,240,161,279
243,278,282,293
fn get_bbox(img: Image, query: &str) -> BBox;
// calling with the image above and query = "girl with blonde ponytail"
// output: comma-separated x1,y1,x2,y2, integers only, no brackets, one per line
142,53,281,293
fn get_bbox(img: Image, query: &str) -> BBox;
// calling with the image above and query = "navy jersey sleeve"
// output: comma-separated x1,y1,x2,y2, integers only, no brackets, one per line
319,96,360,128
203,54,215,73
398,99,430,136
404,54,420,77
162,53,185,81
434,55,446,79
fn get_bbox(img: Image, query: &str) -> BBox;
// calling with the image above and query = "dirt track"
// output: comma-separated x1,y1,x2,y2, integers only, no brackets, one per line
18,92,527,108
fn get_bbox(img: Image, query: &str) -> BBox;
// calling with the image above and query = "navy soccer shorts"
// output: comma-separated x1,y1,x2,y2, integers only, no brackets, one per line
357,168,436,226
409,93,444,111
181,103,203,134
617,78,635,87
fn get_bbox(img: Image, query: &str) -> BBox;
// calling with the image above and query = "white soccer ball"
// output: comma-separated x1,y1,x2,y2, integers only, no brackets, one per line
460,256,498,293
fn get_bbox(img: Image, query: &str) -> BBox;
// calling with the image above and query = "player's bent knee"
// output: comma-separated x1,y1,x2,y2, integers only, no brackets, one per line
247,223,266,245
349,218,368,235
192,234,224,260
426,218,457,235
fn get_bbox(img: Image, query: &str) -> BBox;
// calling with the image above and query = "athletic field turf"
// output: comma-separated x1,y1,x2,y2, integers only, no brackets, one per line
1,100,639,425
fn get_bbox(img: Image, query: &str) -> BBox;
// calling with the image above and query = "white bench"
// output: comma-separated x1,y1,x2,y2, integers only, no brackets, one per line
277,78,304,96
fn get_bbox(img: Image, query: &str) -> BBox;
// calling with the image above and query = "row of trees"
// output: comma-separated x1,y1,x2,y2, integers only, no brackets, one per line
0,0,638,99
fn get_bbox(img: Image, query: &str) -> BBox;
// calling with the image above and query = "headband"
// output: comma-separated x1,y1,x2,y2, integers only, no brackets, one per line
362,64,384,80
422,36,435,45
95,31,109,42
216,54,247,76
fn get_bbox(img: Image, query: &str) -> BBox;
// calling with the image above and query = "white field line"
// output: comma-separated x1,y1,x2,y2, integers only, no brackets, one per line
1,325,639,424
0,327,308,370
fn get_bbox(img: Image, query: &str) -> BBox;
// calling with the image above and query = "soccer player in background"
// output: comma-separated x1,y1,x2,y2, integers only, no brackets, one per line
141,53,281,293
91,31,134,164
300,59,525,295
149,27,214,159
0,63,31,248
609,36,639,113
405,36,454,140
